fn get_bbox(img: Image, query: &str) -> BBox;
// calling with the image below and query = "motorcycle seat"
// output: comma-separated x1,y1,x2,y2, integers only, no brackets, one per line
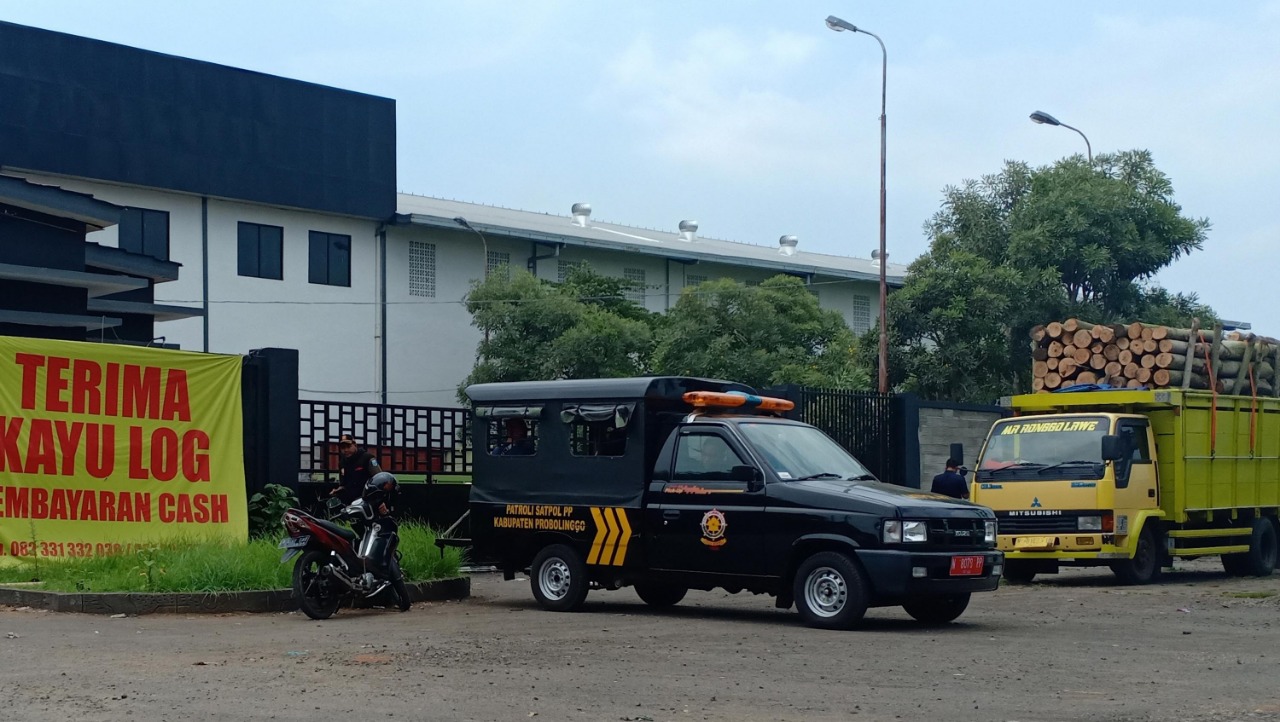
315,518,357,541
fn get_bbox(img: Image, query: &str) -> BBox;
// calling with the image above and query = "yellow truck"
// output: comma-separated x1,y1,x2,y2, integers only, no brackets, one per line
969,389,1279,584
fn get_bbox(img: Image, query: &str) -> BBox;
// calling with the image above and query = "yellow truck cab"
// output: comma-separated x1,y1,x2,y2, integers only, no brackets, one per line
970,389,1279,584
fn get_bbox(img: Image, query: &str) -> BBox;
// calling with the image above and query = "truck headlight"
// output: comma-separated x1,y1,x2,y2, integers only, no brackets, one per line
984,520,997,544
883,520,928,543
883,520,901,543
1078,516,1103,531
903,520,928,542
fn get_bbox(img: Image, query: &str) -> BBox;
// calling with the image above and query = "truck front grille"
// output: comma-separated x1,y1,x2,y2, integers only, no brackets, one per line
996,511,1086,534
925,518,990,547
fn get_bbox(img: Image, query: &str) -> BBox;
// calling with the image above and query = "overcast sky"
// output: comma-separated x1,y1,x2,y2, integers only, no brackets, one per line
5,1,1277,330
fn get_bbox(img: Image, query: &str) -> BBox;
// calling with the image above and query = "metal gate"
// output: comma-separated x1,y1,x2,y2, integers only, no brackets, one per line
767,385,903,484
298,400,471,482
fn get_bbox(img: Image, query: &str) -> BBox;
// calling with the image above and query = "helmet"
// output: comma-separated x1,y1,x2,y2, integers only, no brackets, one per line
363,471,399,504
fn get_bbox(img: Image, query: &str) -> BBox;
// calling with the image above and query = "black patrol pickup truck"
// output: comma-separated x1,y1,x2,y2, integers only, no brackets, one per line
452,377,1002,630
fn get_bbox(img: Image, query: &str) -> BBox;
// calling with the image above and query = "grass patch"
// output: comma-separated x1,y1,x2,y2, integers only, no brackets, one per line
0,522,463,594
1226,591,1276,599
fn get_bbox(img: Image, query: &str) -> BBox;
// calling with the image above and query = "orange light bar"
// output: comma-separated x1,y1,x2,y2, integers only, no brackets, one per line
682,391,795,412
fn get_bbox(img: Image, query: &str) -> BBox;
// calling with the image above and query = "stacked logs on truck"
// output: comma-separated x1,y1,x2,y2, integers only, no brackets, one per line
1029,319,1280,396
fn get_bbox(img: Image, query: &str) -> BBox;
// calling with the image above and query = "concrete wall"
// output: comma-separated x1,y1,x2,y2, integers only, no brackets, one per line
917,404,1005,487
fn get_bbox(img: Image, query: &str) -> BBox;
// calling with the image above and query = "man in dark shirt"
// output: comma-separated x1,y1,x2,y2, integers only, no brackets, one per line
332,433,381,503
931,458,969,500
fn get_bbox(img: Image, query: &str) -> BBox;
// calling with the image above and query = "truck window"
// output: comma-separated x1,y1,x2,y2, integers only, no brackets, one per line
674,434,744,481
488,418,538,456
977,416,1107,481
1114,420,1151,488
568,420,627,457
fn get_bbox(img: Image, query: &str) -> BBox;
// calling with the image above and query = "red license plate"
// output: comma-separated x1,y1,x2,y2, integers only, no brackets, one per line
949,555,984,576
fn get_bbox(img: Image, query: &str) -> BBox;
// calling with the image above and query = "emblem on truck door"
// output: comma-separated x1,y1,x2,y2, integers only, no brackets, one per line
700,509,728,548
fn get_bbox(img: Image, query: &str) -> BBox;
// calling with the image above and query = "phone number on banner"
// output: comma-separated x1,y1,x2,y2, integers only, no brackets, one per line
4,541,151,558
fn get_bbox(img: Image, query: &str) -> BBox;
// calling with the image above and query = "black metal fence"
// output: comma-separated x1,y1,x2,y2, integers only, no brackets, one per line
298,400,471,482
766,385,903,484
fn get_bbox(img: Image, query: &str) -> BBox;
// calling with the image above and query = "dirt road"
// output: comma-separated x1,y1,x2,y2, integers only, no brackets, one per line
1,561,1278,722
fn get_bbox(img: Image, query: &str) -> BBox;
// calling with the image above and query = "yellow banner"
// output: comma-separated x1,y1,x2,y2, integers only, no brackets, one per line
0,337,248,563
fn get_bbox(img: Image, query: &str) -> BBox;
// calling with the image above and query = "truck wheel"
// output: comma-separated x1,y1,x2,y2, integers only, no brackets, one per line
1222,550,1250,576
530,544,589,612
1110,526,1161,585
793,551,869,631
1002,561,1036,585
633,582,687,608
902,593,971,625
1243,518,1278,577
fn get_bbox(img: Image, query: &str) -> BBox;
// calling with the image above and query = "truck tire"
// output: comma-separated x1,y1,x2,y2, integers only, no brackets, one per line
1110,526,1161,585
633,582,687,608
902,593,971,625
1243,518,1278,577
1001,561,1037,585
530,544,589,612
793,551,869,631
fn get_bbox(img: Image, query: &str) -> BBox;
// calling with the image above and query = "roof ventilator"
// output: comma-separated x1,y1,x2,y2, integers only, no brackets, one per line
778,235,799,256
570,203,591,227
678,220,698,242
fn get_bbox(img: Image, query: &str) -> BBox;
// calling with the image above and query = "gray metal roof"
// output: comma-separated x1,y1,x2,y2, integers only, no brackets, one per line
0,262,147,297
397,195,907,285
0,174,122,230
466,376,757,403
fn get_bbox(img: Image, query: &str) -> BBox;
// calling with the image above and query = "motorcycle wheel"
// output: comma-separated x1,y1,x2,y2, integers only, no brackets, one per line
389,556,412,612
293,550,342,620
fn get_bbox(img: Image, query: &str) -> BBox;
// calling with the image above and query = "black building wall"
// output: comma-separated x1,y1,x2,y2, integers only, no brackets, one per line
0,205,87,340
0,21,396,220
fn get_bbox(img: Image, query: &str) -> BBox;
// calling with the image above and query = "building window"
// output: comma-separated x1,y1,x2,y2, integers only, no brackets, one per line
852,294,871,334
119,207,170,261
309,231,351,287
237,222,283,280
557,259,572,283
623,268,646,304
486,250,510,279
686,274,708,287
408,241,436,297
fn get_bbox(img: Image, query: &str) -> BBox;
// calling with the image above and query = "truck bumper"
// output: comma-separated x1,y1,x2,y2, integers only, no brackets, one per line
997,533,1130,561
856,549,1004,599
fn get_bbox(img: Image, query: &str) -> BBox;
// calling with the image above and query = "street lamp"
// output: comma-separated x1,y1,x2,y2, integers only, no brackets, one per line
1029,110,1092,163
826,14,889,394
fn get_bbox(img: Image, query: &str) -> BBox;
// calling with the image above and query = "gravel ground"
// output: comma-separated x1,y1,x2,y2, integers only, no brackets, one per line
1,558,1278,722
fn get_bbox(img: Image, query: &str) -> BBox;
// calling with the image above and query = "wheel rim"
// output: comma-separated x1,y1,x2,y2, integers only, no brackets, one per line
301,559,331,602
539,557,572,601
803,566,847,618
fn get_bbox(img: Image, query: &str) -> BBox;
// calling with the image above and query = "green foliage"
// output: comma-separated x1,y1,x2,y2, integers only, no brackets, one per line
0,523,462,593
459,266,655,399
892,150,1214,402
247,483,300,539
652,276,870,391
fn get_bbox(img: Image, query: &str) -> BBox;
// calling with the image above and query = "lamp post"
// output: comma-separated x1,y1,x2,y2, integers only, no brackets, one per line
826,14,889,394
1029,110,1092,163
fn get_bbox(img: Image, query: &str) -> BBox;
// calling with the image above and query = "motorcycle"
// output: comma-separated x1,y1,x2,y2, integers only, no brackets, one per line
279,491,411,619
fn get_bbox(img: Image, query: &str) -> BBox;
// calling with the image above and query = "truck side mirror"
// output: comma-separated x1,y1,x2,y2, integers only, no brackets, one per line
1101,435,1124,461
730,465,761,487
949,443,965,466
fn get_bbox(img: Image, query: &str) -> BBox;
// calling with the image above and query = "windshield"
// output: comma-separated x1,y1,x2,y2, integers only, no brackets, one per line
737,422,875,481
977,416,1108,481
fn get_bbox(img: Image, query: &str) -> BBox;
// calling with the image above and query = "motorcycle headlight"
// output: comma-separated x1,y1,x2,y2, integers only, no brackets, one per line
1078,516,1103,531
984,520,997,544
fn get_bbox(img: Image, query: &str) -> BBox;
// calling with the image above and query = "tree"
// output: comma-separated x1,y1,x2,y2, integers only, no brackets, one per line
652,276,870,391
892,150,1213,403
458,267,654,399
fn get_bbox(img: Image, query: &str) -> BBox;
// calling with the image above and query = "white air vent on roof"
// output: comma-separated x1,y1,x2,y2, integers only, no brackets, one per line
779,235,799,256
678,220,698,242
571,203,591,227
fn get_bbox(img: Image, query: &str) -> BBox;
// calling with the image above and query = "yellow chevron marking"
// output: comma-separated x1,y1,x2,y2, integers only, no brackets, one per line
587,507,608,565
598,507,621,565
612,507,632,566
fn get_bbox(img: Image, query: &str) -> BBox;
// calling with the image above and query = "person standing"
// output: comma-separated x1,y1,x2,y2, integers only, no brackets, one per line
332,433,381,503
931,458,969,500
